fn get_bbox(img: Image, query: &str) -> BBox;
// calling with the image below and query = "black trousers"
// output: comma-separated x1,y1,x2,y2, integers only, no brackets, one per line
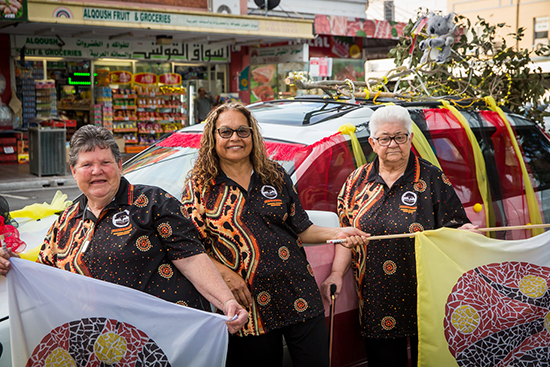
364,335,418,367
226,314,329,367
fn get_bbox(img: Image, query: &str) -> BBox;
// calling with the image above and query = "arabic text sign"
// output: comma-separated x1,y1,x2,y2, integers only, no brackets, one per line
82,7,259,31
13,36,230,62
250,44,309,65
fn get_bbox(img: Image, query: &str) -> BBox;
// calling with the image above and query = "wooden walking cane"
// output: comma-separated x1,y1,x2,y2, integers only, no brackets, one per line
329,283,337,367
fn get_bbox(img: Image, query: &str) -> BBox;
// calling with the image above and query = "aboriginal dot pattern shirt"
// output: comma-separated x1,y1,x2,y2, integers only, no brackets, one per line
182,168,324,336
38,177,209,311
338,153,469,338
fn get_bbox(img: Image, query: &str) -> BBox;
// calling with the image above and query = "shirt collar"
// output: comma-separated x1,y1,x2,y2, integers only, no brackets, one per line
75,177,133,220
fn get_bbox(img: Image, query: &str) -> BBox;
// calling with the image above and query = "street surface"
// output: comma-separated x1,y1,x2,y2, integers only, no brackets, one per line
1,185,82,212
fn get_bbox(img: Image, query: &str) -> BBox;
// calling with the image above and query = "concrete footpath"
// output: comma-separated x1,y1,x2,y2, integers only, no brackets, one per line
0,162,75,191
0,153,136,191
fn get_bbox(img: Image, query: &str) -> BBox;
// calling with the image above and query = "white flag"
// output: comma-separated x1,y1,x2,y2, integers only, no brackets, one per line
7,258,228,367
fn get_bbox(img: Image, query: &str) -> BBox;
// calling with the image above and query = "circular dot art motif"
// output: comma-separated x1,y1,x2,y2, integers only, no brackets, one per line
135,236,152,252
278,246,290,261
26,317,171,367
444,262,550,366
307,264,314,277
409,222,424,233
158,264,174,279
134,194,148,208
442,173,452,186
413,179,427,193
383,260,397,275
257,291,271,306
294,298,308,312
381,316,396,330
157,223,172,238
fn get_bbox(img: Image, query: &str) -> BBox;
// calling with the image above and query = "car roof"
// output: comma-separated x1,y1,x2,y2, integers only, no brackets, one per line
177,97,537,146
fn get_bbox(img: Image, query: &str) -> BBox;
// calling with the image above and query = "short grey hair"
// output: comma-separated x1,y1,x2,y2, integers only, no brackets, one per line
69,125,121,167
369,105,413,137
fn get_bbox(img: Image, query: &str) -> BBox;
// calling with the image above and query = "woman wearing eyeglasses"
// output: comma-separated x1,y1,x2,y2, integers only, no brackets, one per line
181,103,368,367
321,105,477,367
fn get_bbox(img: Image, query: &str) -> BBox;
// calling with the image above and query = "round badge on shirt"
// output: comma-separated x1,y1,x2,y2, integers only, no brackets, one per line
401,191,417,206
112,210,130,227
261,185,278,199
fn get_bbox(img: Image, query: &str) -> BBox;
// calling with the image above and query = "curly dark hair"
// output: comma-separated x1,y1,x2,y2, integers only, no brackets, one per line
187,103,283,190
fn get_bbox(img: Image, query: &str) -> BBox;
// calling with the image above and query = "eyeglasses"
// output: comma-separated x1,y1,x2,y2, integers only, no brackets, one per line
373,133,409,146
217,126,252,139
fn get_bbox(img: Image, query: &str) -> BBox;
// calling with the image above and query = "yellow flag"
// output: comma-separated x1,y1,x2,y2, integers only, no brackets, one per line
416,228,550,367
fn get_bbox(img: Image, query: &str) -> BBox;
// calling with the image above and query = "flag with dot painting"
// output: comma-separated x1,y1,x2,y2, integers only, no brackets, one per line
6,258,229,367
415,227,550,367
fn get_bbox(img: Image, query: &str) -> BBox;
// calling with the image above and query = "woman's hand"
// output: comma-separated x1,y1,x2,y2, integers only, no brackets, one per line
320,273,343,303
0,247,19,276
219,266,253,308
223,299,249,334
458,223,482,234
332,227,370,249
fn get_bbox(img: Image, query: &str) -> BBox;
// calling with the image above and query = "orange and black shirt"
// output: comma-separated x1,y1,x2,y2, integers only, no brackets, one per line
39,177,209,310
338,153,469,338
182,168,324,336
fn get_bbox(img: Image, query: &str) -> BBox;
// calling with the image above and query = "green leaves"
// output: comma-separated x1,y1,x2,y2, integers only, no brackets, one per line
390,12,549,125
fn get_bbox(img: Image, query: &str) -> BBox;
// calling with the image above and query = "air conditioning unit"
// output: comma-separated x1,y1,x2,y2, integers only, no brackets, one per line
29,127,66,177
212,0,240,14
534,38,550,56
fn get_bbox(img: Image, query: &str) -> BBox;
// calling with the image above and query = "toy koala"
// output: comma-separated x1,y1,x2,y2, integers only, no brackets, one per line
419,12,456,64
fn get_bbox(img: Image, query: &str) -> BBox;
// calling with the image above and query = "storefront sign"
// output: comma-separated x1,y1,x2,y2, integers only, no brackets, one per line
250,44,308,65
1,0,27,21
82,7,259,31
109,71,132,84
239,66,249,91
159,73,181,85
13,36,230,63
314,15,405,39
134,73,156,85
309,58,332,77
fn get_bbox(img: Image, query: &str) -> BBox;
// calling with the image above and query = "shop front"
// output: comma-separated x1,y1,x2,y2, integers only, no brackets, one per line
0,0,313,158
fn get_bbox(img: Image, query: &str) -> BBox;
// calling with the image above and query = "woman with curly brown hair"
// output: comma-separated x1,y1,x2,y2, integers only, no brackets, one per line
182,103,368,367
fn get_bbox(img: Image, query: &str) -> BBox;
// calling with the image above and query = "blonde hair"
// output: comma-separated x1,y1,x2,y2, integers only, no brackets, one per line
188,103,284,190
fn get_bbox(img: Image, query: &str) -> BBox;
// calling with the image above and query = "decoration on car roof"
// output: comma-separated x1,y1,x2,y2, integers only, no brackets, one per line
284,10,548,125
157,132,306,162
417,13,457,65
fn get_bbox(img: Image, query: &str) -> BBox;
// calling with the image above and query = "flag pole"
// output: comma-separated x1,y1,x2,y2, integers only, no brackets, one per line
326,223,550,245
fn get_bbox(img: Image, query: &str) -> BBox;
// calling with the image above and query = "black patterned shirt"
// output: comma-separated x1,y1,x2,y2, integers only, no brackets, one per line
182,168,324,336
338,153,469,338
38,177,209,310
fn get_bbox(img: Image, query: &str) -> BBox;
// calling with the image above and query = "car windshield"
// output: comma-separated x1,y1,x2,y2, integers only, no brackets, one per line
123,140,296,199
249,101,363,125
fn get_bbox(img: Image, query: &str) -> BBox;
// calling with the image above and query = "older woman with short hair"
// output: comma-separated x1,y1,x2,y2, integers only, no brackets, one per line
0,124,248,334
322,105,477,367
182,103,368,367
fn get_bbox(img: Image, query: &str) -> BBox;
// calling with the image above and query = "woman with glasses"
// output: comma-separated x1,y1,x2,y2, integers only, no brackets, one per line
181,103,368,367
321,105,477,367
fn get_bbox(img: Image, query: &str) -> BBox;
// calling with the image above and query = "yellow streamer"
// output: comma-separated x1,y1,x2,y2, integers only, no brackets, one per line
485,96,544,237
339,123,367,167
440,101,494,234
10,191,72,220
411,122,442,170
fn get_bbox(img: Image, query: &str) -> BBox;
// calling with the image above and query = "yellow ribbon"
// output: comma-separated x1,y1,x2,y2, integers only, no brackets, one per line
440,101,494,234
485,96,544,237
339,123,367,167
10,191,72,220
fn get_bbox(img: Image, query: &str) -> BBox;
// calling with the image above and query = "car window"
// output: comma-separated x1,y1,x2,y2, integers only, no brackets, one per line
249,101,363,125
295,137,356,213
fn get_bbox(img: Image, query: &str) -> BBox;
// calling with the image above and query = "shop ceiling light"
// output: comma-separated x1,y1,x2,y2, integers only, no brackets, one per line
109,32,133,40
156,35,173,45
